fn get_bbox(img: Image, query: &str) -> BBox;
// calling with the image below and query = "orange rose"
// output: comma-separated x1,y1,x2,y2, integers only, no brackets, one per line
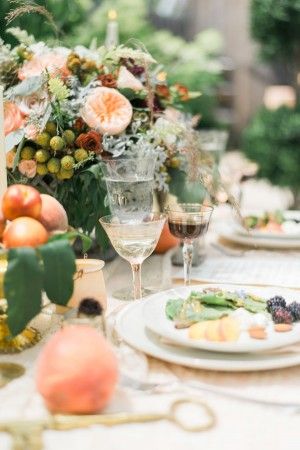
75,131,102,154
18,52,70,80
18,160,37,178
4,102,25,136
174,83,189,101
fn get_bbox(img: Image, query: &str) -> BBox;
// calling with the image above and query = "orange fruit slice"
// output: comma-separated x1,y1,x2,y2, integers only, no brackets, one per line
81,87,133,135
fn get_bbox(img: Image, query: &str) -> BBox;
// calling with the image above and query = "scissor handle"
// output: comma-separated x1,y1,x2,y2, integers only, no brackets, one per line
169,398,216,432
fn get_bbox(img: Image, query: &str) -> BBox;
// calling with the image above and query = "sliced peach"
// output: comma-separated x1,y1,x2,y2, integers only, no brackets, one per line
219,317,240,342
188,321,207,340
205,320,222,341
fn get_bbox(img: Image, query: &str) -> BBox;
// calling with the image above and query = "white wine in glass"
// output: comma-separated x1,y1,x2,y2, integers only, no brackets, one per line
100,214,166,300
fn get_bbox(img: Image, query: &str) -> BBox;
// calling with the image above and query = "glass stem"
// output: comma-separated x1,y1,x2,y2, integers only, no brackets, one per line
183,240,193,285
131,263,142,300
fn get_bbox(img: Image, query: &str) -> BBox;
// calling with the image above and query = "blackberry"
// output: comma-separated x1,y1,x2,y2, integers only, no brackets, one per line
78,298,103,317
266,296,286,312
272,307,293,324
287,302,300,322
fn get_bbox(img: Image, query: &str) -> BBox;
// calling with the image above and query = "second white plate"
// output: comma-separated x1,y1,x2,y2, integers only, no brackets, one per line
219,228,300,249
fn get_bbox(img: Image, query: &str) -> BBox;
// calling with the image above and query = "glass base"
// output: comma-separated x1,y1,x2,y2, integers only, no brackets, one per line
113,286,158,301
171,238,206,267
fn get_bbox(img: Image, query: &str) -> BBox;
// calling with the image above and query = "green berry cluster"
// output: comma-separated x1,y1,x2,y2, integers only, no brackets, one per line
17,122,91,181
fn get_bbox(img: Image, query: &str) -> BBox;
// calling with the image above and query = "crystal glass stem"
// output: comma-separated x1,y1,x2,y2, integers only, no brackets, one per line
183,240,194,285
131,263,142,300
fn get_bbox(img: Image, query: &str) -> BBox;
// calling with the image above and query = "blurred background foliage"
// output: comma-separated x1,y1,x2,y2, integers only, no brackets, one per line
0,0,224,127
242,0,300,201
243,106,300,196
251,0,300,87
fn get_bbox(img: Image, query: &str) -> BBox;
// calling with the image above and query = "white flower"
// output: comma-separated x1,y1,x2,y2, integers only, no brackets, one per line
117,66,144,91
17,90,49,117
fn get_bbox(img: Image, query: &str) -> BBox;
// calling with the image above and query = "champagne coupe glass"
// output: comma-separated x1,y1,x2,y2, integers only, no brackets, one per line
166,204,213,285
100,213,166,300
100,157,157,220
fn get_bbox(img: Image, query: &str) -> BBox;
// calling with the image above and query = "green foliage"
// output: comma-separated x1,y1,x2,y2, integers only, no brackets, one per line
0,0,91,46
168,168,206,203
39,240,76,305
243,106,300,189
56,163,110,249
251,0,300,60
4,238,78,336
5,247,43,336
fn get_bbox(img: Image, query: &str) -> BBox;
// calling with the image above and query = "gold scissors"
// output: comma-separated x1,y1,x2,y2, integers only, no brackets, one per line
53,398,216,432
0,398,216,449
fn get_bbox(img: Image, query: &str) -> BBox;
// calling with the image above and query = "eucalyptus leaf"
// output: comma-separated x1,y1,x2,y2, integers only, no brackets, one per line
4,248,43,336
39,240,76,305
5,129,24,153
6,76,44,97
13,137,25,171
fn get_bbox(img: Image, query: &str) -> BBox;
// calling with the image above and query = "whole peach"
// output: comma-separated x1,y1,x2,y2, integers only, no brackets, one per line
3,217,48,248
2,184,42,221
155,223,179,254
39,194,68,232
36,325,118,414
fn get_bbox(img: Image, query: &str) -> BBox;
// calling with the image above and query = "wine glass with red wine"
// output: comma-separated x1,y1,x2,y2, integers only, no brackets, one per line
166,204,213,285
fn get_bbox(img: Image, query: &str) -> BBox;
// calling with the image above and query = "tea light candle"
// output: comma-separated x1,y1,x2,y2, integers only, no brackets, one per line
263,85,296,110
105,9,119,49
0,86,7,199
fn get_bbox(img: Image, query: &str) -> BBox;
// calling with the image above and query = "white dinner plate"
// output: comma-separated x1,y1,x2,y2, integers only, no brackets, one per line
116,299,300,372
142,285,300,353
219,228,300,249
234,210,300,240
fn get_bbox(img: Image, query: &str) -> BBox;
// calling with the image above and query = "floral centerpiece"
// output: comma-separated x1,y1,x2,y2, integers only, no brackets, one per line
1,28,220,248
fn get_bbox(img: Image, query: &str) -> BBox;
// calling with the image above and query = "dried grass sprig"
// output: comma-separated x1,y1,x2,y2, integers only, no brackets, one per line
6,0,58,35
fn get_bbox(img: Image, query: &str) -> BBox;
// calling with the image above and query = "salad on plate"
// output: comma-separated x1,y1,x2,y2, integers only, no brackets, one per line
165,288,300,343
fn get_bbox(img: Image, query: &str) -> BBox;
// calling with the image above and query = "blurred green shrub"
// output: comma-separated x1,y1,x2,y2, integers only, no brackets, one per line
251,0,300,61
243,106,300,192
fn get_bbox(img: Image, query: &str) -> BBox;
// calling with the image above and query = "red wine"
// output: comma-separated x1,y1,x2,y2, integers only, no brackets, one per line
168,220,207,240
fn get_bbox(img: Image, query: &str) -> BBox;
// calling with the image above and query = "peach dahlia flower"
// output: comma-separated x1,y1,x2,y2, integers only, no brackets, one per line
80,87,133,135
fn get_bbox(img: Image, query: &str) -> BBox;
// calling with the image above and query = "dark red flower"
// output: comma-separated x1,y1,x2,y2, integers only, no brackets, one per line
75,130,102,154
98,73,117,88
74,117,85,132
156,84,170,99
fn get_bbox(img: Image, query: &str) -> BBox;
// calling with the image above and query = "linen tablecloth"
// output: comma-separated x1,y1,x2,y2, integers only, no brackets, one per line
1,200,300,449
